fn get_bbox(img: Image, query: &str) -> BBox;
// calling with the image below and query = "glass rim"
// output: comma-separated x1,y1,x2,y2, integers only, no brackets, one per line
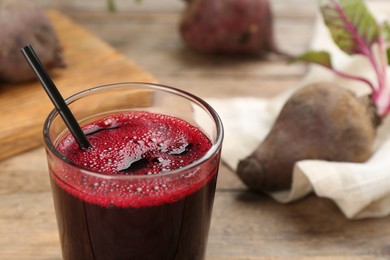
43,82,224,181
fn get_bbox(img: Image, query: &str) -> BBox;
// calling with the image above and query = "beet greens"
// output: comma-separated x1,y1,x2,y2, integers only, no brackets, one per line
295,0,390,117
236,0,389,192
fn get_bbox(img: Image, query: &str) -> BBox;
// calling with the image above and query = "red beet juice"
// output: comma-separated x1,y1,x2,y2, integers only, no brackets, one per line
49,111,219,260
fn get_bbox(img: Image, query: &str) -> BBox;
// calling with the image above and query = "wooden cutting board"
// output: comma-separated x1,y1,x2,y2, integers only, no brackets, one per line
0,10,155,161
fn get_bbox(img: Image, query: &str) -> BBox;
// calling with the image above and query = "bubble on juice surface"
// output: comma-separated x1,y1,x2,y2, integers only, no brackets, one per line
55,111,215,207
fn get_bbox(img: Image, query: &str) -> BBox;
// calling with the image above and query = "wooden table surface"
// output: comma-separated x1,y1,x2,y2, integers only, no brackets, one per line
1,1,390,259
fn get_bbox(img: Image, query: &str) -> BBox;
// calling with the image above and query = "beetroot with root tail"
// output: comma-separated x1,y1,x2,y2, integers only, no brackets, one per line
237,82,381,192
179,0,278,55
236,0,390,192
0,5,65,83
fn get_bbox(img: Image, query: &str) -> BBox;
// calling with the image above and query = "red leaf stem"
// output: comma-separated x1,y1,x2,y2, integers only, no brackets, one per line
328,68,377,93
331,0,388,116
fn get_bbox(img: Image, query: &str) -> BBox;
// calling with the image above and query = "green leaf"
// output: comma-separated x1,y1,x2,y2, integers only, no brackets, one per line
107,0,142,11
319,0,381,55
383,23,390,65
382,22,390,44
291,50,333,68
387,48,390,65
107,0,116,12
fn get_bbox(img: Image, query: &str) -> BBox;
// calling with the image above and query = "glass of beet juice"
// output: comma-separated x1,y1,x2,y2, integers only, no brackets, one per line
43,82,223,260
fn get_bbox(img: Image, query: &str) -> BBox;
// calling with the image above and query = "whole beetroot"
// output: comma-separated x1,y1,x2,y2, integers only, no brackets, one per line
236,0,390,192
0,5,65,83
237,83,380,191
179,0,277,55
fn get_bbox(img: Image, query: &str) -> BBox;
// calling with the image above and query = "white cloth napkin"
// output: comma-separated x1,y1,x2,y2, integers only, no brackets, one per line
207,3,390,219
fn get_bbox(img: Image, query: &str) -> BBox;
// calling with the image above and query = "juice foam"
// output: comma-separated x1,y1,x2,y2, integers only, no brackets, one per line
52,111,215,208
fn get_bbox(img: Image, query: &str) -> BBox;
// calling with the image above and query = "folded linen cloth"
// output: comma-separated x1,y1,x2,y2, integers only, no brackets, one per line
207,3,390,219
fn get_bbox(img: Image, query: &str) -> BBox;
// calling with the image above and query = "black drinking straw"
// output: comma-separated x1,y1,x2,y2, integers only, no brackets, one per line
21,44,92,150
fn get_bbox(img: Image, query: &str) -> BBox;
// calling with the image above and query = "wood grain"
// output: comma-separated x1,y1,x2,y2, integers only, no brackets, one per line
0,10,155,161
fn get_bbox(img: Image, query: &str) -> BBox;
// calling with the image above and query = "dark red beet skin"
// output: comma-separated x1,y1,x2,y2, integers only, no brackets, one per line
0,5,64,82
180,0,275,54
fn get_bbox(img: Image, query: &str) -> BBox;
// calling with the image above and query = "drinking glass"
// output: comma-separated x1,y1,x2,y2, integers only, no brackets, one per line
43,82,223,260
